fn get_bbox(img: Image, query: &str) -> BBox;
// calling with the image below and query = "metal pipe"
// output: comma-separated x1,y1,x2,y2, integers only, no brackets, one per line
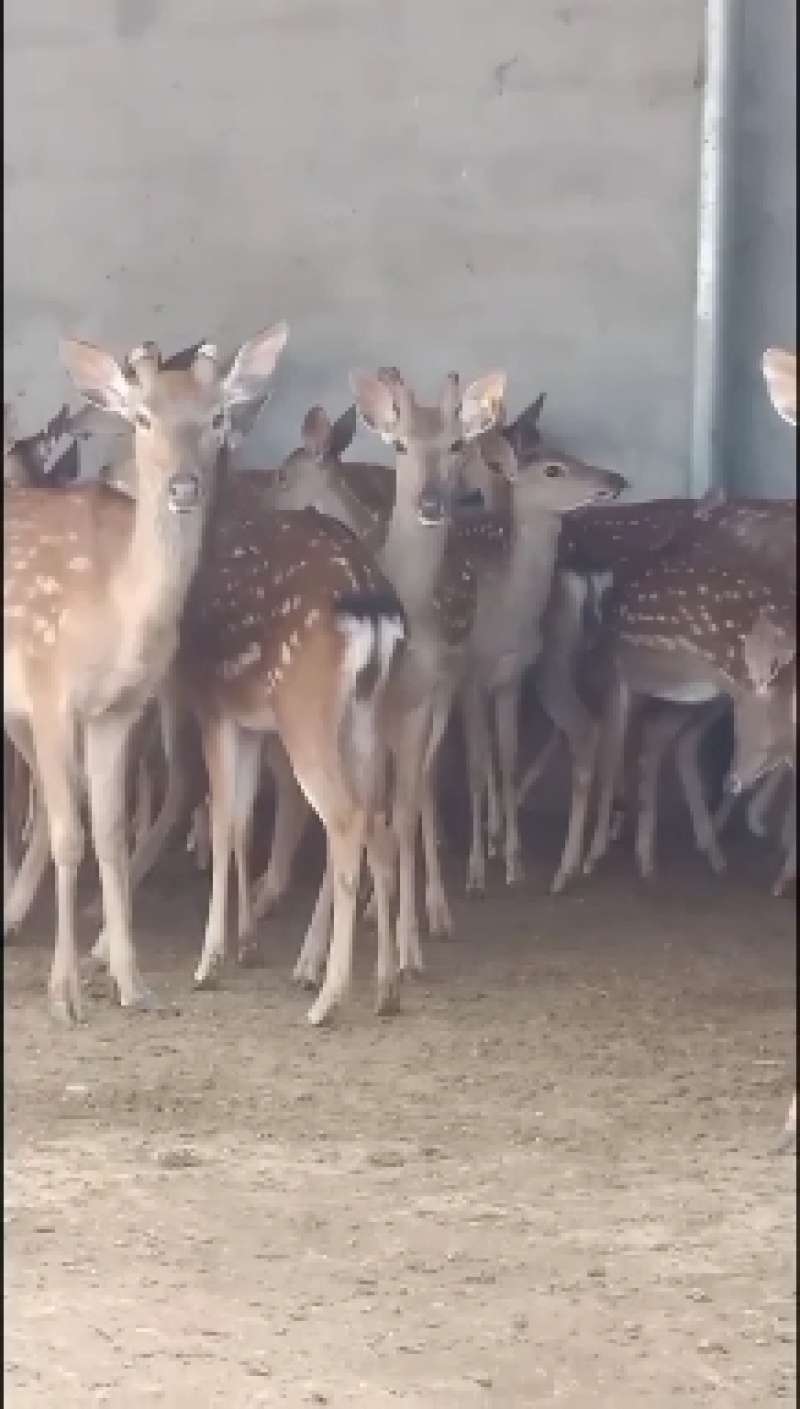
690,0,735,497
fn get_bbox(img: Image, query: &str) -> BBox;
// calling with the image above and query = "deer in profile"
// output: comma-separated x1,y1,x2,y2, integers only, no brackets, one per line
4,326,288,1021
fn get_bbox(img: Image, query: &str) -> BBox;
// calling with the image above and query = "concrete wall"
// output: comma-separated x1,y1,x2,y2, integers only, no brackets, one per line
5,0,705,491
719,0,797,498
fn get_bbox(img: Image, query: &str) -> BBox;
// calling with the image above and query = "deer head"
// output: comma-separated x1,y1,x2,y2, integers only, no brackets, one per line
742,610,797,695
477,426,627,514
762,347,797,426
351,367,507,525
60,323,289,516
3,401,80,488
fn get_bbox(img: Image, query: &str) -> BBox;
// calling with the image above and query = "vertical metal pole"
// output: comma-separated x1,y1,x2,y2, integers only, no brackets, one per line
690,0,734,497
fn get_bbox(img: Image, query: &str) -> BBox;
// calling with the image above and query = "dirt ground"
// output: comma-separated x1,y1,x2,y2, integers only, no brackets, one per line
4,827,796,1408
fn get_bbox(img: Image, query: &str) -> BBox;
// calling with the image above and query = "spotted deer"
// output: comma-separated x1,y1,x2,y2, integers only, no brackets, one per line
159,482,408,1025
262,369,509,982
246,389,553,929
4,325,289,1021
580,534,796,883
457,429,627,894
519,493,796,888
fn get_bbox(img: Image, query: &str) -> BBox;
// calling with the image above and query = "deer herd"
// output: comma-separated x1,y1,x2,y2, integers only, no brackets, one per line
2,330,796,1144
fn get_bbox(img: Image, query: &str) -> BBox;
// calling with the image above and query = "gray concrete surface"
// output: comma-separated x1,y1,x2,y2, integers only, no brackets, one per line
5,0,706,491
719,0,796,498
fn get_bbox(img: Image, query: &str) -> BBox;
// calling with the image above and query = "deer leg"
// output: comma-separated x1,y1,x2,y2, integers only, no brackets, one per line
635,705,692,881
130,754,154,856
251,739,309,920
293,855,333,989
535,672,598,895
124,686,190,894
463,682,490,893
420,705,453,937
33,716,84,1024
494,684,524,885
674,710,727,875
516,727,561,812
747,766,786,839
194,717,239,990
773,787,796,897
486,728,503,858
368,818,400,1016
584,679,631,876
232,731,266,965
84,712,154,1011
392,705,431,976
307,805,366,1027
4,722,51,934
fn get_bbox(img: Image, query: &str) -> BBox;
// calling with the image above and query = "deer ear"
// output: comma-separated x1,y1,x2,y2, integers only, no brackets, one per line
222,322,289,409
762,348,797,426
301,405,333,460
506,392,546,455
350,372,402,442
60,339,135,422
460,371,507,442
327,403,358,460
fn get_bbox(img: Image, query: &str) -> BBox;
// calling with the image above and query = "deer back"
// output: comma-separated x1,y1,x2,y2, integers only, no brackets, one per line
602,534,796,691
178,474,404,717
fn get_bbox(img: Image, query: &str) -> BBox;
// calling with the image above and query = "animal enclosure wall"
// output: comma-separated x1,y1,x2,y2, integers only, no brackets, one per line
5,0,707,493
719,0,797,498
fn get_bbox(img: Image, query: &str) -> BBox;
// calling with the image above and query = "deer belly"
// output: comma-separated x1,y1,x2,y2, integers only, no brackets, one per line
617,643,721,705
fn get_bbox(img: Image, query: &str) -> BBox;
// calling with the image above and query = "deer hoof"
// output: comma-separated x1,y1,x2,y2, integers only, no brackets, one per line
306,994,336,1027
237,936,264,969
193,956,223,992
425,892,453,938
49,979,83,1027
375,977,401,1017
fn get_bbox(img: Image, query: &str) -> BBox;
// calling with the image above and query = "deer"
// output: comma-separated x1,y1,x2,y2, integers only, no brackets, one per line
578,529,796,886
456,429,628,894
517,492,796,890
259,368,512,983
632,352,797,884
4,404,83,899
4,325,289,1022
237,388,557,931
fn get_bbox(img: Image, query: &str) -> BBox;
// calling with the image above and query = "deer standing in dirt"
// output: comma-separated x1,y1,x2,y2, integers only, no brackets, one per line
4,326,288,1021
457,428,627,893
263,369,510,981
519,491,796,888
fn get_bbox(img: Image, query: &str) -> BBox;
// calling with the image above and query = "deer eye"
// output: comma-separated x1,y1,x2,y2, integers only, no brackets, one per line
135,409,152,431
450,437,466,454
211,410,225,431
543,461,564,478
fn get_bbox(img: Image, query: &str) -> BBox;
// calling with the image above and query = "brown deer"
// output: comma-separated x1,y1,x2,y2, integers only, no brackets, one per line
4,325,289,1021
456,429,627,894
519,493,796,889
258,369,510,983
157,480,409,1025
581,537,796,881
247,390,569,921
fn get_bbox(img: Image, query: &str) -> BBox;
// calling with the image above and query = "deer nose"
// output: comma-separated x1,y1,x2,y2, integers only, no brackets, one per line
455,488,485,509
167,470,202,514
417,490,446,526
594,471,628,501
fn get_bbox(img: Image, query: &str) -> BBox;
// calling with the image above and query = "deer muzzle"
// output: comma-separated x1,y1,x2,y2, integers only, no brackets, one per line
167,470,203,514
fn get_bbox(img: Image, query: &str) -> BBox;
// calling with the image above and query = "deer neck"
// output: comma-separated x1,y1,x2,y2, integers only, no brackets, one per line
113,460,211,647
328,461,388,548
379,452,451,610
